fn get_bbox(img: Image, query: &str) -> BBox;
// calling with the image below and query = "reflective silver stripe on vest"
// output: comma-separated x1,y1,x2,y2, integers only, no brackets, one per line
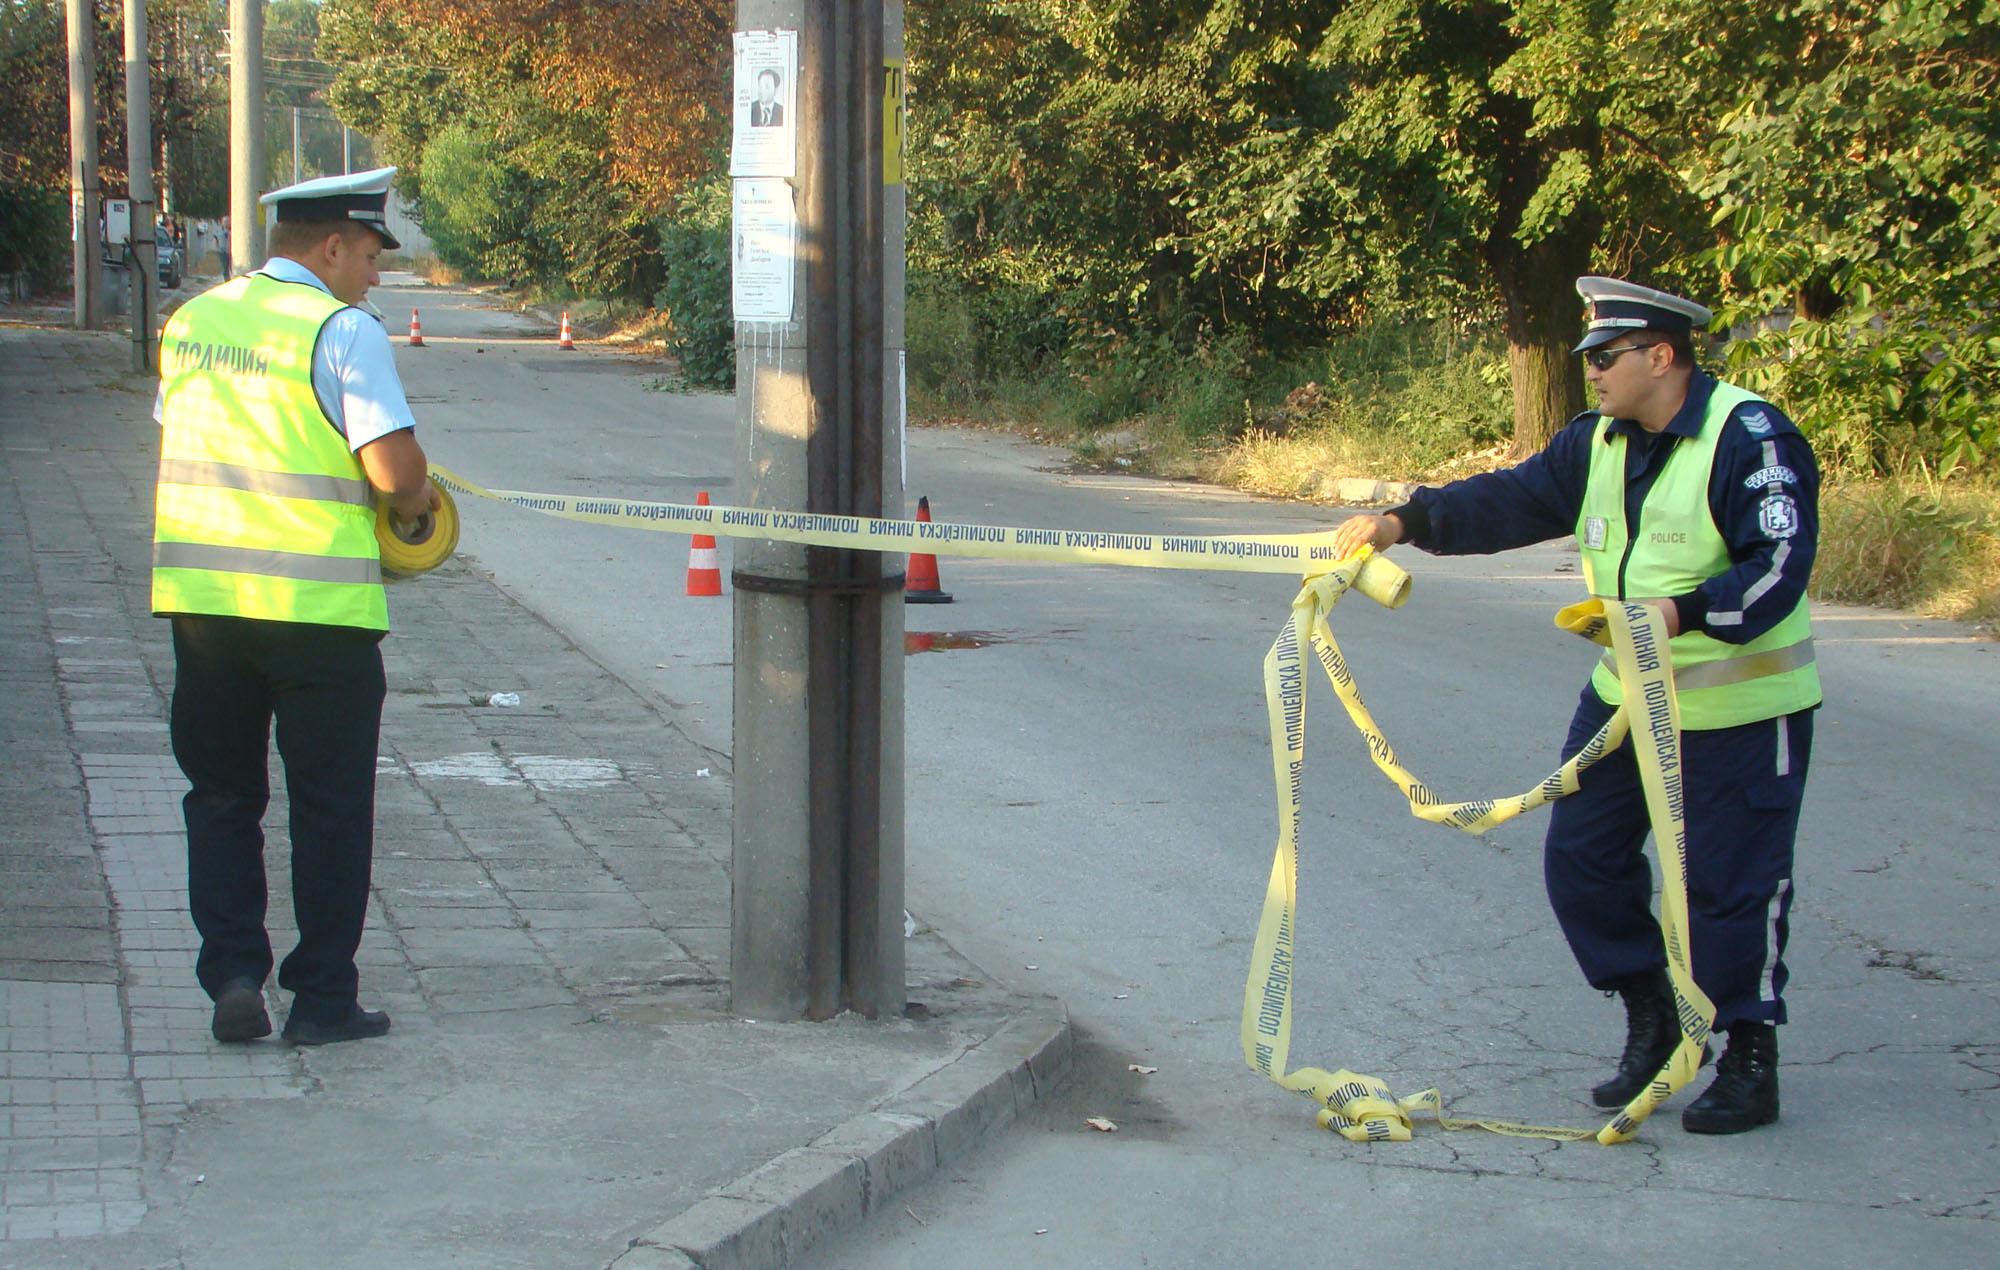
153,541,382,585
158,458,372,507
1599,636,1814,691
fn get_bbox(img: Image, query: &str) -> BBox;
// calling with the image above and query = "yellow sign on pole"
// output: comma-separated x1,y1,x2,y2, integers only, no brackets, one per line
883,59,905,185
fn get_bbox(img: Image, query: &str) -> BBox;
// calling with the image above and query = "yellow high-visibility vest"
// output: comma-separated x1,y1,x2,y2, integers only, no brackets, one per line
153,274,389,631
1576,381,1819,729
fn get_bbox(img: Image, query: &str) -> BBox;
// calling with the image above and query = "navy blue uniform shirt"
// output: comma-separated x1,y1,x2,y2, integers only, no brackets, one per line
1388,371,1819,644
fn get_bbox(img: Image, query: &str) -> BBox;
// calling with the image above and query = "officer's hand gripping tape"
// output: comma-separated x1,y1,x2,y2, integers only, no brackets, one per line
375,475,460,578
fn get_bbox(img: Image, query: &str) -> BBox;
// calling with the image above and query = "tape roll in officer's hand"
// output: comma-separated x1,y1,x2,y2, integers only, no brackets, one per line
376,476,459,578
1350,550,1412,610
1555,597,1614,647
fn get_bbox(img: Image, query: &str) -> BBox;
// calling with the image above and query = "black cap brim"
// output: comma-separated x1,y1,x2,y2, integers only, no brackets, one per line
356,218,401,252
1572,326,1636,354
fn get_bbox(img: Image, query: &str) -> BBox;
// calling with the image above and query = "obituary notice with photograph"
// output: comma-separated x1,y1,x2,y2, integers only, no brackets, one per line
730,30,799,178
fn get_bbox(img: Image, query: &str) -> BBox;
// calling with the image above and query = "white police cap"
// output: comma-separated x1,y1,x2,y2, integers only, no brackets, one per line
1573,276,1711,352
260,166,401,250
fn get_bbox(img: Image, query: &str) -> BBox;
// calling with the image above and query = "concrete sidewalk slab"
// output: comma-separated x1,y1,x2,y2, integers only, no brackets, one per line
0,324,1069,1267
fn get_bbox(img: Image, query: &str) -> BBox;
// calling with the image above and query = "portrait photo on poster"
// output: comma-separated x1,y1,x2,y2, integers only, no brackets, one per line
731,30,799,178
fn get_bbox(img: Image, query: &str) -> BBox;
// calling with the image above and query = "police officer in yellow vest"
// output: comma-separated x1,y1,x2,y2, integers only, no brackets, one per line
1332,277,1820,1134
153,167,438,1046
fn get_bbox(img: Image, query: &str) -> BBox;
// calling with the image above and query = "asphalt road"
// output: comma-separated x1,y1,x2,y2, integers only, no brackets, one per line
385,282,2000,1269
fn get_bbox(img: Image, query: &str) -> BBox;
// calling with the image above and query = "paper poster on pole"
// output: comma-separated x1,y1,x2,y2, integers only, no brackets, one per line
731,30,799,177
732,178,796,322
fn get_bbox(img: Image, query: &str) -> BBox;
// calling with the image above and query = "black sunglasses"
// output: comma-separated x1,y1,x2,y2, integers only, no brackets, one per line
1583,342,1658,371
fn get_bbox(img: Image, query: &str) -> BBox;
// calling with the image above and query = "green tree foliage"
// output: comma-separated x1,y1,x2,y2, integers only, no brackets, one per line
906,0,1715,454
654,170,733,387
151,0,232,218
419,120,527,277
320,0,725,302
904,0,1996,471
1668,0,2000,473
906,3,1306,386
1,0,237,280
1,0,75,188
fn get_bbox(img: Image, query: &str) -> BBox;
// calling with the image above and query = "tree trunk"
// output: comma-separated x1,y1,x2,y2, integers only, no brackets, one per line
1484,117,1597,459
1796,272,1842,322
1496,246,1588,458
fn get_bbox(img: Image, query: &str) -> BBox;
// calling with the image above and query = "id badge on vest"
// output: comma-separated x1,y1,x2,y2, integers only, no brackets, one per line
1583,516,1608,551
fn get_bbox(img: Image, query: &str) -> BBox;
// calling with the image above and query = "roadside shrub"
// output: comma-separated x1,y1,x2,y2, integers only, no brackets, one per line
1244,323,1512,473
907,269,1068,407
654,173,733,389
419,123,534,281
0,178,70,294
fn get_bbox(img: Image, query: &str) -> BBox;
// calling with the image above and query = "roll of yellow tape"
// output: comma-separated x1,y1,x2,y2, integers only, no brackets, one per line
1351,550,1411,610
375,476,459,578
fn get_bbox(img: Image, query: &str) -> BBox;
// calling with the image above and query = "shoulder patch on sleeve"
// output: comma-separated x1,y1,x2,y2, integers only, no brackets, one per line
1743,464,1800,491
1730,403,1800,439
1758,492,1801,539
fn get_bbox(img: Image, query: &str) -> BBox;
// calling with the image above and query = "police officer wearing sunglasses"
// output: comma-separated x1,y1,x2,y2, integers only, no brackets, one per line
1334,277,1820,1135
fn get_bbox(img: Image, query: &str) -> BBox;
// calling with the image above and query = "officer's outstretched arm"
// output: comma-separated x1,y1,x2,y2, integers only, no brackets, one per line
358,429,439,521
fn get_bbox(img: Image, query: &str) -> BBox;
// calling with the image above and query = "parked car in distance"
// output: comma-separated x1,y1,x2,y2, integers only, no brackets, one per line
155,227,183,290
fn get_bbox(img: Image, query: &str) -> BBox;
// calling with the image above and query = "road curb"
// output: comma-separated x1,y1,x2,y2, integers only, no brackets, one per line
609,999,1072,1270
1332,476,1418,506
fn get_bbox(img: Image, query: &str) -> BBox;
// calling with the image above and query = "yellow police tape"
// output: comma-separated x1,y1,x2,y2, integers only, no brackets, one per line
424,464,1410,598
421,462,1707,1144
1245,563,1711,1143
375,476,461,577
1555,596,1616,647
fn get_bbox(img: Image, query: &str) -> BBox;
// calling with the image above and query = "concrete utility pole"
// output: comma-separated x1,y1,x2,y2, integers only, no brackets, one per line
66,0,103,330
731,0,908,1021
125,0,158,371
229,0,265,275
292,106,301,185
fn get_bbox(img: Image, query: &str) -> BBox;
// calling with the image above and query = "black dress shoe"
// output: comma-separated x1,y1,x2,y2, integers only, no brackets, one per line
211,979,272,1043
282,1004,392,1046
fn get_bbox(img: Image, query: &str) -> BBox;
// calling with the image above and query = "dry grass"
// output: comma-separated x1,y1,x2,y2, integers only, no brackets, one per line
1199,426,1513,500
597,308,676,349
1815,476,2000,628
413,257,463,286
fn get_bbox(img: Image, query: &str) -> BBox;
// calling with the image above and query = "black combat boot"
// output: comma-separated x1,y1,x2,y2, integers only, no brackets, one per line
1682,1022,1779,1134
1591,969,1682,1108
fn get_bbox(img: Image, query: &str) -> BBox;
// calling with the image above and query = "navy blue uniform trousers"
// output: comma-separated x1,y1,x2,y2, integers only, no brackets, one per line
1544,685,1813,1028
169,615,386,1024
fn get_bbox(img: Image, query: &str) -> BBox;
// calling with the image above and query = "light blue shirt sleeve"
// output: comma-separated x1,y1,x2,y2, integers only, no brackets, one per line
316,307,419,452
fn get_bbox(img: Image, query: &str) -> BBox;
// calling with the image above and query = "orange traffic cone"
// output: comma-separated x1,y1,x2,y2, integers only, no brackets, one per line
408,308,425,347
905,496,952,604
558,311,576,350
686,491,722,596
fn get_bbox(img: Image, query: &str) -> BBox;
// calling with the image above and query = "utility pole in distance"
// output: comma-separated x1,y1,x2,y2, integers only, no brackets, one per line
730,0,907,1021
125,0,158,371
66,0,102,330
229,0,264,275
